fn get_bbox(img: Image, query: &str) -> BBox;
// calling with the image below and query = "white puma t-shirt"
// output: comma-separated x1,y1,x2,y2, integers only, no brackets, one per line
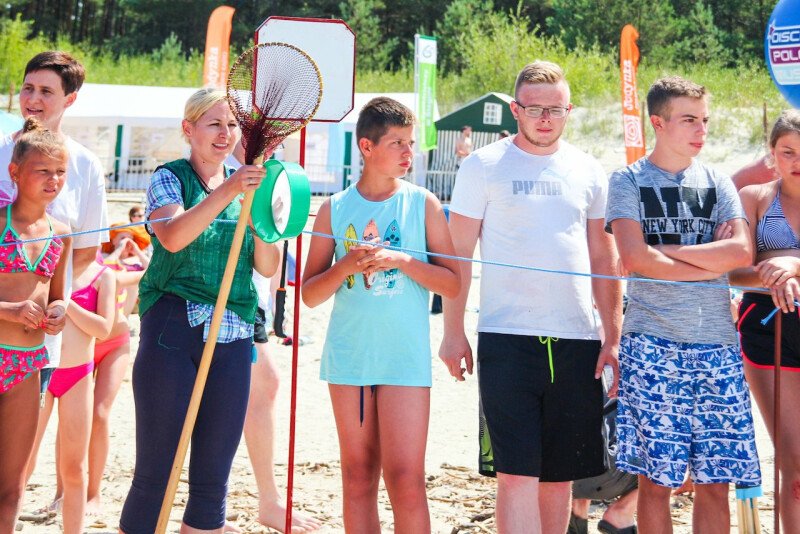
449,138,607,339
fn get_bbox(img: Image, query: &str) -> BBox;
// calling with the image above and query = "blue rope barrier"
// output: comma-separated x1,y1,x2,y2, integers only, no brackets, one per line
4,214,790,322
301,230,764,294
761,302,800,326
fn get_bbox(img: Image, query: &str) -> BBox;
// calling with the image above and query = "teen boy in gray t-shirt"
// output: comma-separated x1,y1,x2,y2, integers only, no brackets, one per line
607,158,742,345
606,76,760,533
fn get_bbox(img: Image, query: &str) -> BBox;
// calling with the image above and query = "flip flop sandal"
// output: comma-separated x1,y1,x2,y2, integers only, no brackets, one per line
567,512,588,534
598,518,638,534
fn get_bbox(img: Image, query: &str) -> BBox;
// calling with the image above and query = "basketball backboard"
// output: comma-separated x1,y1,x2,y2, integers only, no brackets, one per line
256,17,355,123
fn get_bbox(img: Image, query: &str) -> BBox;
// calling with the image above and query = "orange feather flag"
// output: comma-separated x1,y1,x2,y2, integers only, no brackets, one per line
202,6,235,89
620,24,646,164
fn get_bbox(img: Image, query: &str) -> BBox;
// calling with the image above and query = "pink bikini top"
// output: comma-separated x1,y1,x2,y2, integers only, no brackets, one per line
71,266,108,313
0,204,64,278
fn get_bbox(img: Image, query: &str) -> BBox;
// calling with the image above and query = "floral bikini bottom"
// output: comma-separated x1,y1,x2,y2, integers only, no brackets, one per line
0,342,48,394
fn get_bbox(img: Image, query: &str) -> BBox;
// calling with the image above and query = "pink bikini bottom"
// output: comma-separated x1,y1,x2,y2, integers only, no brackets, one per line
47,360,95,398
94,331,131,366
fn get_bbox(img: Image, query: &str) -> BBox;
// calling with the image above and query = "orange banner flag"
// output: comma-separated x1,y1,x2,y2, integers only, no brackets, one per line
203,6,235,89
620,24,646,164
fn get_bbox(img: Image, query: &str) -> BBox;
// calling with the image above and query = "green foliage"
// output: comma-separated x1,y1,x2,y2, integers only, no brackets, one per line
356,69,414,93
433,0,499,73
355,1,785,118
101,0,218,55
455,10,618,105
547,0,777,68
76,37,204,87
0,0,789,150
0,15,50,91
2,0,779,71
339,0,399,71
656,1,729,65
547,0,677,59
0,29,203,92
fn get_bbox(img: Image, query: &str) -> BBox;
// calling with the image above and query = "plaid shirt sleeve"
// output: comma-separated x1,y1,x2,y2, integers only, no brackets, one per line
145,167,183,220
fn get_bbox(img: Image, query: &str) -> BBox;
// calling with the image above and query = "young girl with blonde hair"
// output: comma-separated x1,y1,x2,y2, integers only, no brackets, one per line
0,117,71,532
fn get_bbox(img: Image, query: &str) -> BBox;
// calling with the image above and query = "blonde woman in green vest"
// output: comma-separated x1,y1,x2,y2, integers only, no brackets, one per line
119,88,280,534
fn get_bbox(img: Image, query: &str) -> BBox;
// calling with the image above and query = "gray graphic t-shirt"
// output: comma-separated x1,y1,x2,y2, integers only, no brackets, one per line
606,158,745,345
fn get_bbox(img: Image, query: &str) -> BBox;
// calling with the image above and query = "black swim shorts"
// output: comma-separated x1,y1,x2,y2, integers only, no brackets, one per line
477,332,605,481
739,292,800,369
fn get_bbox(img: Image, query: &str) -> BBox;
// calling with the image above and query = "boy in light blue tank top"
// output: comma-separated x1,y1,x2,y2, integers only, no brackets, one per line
302,97,460,532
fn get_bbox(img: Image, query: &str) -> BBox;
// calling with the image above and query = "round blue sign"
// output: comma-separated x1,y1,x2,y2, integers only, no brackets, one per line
766,0,800,108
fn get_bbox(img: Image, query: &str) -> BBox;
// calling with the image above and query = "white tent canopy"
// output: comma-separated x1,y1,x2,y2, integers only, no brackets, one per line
62,84,199,187
61,84,437,193
65,83,198,126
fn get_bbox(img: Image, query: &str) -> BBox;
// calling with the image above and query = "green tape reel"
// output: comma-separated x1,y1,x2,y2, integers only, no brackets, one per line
251,160,311,243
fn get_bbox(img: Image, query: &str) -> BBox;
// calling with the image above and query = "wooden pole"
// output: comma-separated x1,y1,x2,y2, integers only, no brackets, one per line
735,484,762,534
774,311,783,534
155,158,262,533
284,126,306,534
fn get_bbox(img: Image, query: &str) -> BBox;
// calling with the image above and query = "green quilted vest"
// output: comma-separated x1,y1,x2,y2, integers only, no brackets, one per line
138,159,257,323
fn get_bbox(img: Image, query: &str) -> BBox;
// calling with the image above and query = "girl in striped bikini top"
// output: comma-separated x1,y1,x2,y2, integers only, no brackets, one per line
756,188,800,252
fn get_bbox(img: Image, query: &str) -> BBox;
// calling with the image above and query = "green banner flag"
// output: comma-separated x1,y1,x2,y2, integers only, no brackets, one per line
415,34,437,151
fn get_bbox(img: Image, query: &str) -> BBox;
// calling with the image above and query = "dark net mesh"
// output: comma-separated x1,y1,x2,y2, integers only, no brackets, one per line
227,42,323,164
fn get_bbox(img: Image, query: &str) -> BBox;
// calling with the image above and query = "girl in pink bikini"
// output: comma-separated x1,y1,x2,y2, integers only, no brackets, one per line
27,238,115,533
0,118,71,531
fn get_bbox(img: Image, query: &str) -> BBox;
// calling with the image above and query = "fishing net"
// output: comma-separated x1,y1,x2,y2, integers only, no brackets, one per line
227,42,322,164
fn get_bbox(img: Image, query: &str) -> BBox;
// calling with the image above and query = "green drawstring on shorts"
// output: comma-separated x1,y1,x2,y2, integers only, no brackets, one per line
538,336,558,383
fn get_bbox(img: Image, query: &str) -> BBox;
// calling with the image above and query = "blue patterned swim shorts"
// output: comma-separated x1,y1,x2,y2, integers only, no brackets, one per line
616,333,761,488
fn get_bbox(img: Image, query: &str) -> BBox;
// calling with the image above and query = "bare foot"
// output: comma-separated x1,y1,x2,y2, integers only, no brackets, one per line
223,520,242,533
672,477,694,496
85,496,102,517
37,496,62,514
259,499,322,533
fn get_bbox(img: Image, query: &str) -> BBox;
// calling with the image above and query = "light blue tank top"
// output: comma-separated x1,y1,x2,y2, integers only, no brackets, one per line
320,180,432,386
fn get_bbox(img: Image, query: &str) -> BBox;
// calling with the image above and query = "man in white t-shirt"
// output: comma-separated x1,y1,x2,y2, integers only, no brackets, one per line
440,61,622,534
0,51,108,386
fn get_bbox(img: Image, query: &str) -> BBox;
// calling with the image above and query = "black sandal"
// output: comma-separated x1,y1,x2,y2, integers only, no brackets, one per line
567,513,588,534
597,518,638,534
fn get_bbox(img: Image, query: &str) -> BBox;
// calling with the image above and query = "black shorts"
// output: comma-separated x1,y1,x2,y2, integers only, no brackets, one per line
477,332,605,481
253,306,269,344
739,293,800,369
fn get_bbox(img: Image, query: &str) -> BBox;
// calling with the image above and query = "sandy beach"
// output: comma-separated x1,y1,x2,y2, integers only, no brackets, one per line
20,139,781,533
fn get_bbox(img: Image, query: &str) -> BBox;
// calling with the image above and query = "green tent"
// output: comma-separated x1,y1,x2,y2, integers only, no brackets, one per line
426,93,518,200
434,92,517,134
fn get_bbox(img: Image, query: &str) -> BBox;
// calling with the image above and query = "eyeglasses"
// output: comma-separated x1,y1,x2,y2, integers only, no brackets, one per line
514,103,570,119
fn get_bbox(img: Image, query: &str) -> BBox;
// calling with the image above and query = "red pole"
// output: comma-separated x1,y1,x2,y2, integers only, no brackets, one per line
774,311,783,534
284,126,307,534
